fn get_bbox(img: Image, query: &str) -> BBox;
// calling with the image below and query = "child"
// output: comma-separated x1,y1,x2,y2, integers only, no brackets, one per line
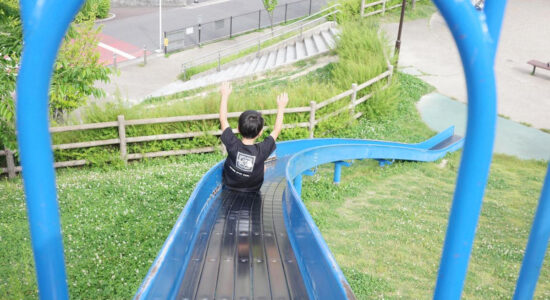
219,82,288,192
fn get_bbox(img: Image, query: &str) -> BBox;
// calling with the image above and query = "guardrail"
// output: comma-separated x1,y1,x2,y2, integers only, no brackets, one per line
165,0,327,53
361,0,416,17
178,3,340,79
1,67,393,179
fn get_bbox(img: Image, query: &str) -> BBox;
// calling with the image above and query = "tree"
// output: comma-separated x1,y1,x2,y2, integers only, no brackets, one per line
261,0,278,35
0,3,112,150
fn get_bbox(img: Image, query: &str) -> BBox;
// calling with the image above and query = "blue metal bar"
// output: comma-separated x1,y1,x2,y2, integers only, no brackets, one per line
513,164,550,300
483,0,508,59
333,161,352,184
17,0,85,298
431,0,506,299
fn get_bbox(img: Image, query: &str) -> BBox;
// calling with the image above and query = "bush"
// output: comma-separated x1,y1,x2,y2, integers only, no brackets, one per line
76,0,111,22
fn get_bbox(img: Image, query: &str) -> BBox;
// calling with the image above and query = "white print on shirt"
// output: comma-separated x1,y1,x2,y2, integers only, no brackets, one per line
236,151,255,172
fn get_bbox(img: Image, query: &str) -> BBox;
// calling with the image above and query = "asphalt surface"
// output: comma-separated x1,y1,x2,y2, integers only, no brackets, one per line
101,0,326,51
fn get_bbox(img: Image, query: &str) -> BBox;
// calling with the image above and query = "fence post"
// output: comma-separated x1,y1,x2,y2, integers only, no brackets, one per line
198,24,202,46
411,0,416,10
5,148,16,179
350,83,357,117
309,101,316,138
258,9,261,29
229,16,233,38
285,3,288,22
360,0,365,17
383,0,387,15
117,115,127,163
143,45,147,65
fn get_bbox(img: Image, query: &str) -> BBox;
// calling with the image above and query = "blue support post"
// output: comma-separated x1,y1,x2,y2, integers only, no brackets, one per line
375,159,393,167
17,0,86,298
513,164,550,300
333,161,352,184
431,0,507,299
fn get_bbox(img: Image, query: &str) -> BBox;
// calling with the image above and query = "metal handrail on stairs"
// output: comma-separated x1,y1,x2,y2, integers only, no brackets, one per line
180,4,341,80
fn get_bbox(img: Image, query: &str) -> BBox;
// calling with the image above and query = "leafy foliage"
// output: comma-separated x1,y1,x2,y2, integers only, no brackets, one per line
50,22,111,121
75,0,111,22
0,4,112,151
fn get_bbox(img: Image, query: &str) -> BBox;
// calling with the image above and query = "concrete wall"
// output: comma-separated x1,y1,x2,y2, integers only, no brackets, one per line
111,0,188,7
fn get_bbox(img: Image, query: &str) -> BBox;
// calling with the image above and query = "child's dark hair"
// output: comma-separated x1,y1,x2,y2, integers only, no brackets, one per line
238,110,264,138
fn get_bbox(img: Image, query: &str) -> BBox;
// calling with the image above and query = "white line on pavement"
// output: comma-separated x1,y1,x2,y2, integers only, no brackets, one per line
98,42,136,60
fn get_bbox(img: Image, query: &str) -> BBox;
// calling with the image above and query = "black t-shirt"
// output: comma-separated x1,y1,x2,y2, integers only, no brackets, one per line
220,127,276,192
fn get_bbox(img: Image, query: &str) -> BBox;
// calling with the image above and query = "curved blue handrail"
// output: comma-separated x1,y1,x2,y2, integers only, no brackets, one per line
17,0,85,298
430,0,506,298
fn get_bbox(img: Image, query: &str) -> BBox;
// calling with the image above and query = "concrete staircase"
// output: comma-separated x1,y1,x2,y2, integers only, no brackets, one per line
147,23,339,99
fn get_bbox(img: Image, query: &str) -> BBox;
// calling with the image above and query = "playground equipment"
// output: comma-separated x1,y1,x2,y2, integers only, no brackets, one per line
15,0,549,299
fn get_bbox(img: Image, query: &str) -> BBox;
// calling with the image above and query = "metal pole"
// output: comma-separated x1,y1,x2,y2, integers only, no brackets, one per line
198,24,202,45
143,45,147,65
159,0,162,51
394,0,406,63
258,9,261,29
309,0,312,15
513,165,550,299
285,3,288,23
229,16,233,38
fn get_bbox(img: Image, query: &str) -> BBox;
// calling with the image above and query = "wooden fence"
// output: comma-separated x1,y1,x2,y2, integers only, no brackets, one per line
1,68,393,178
361,0,417,17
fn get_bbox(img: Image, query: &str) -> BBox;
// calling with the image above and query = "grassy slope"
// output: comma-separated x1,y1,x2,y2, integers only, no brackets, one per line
300,74,550,299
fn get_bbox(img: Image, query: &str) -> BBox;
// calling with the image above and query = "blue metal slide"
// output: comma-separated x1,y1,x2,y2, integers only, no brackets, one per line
134,128,463,299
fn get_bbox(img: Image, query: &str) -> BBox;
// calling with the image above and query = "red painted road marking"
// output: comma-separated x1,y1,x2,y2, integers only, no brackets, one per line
97,33,152,65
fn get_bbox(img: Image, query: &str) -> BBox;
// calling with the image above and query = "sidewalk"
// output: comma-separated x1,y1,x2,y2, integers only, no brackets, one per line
382,0,550,130
417,93,550,161
94,27,284,103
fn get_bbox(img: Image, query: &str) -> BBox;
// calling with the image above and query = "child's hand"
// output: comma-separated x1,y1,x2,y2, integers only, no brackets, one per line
277,92,289,109
220,82,232,98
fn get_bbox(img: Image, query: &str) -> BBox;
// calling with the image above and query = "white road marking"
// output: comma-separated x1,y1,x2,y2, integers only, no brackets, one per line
98,42,136,59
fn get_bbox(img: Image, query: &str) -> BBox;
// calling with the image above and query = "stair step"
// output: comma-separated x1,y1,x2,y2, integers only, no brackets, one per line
321,30,336,49
329,26,340,38
233,61,250,77
266,51,277,70
303,36,318,57
245,57,260,74
254,54,269,72
312,33,329,53
275,47,286,66
286,44,296,62
295,41,306,60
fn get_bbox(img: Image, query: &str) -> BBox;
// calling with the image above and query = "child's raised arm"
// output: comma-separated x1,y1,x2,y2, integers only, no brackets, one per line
270,92,289,141
219,82,232,131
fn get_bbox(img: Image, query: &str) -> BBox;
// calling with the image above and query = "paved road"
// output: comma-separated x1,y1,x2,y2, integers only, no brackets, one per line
382,0,550,130
99,0,326,54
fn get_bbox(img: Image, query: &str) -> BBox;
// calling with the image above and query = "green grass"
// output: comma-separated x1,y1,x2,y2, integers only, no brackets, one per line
301,154,549,299
0,153,224,299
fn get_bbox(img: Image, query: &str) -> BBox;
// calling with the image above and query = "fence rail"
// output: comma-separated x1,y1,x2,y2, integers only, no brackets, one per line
361,0,416,17
1,68,392,178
